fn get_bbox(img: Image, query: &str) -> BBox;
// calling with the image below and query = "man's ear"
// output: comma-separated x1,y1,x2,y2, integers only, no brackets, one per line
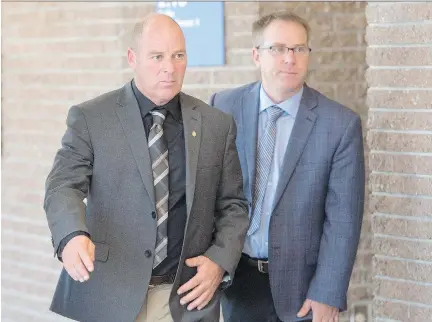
252,47,260,68
127,47,137,69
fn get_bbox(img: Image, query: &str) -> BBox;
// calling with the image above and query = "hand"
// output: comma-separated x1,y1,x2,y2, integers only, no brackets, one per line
61,235,95,283
177,256,224,311
297,299,339,322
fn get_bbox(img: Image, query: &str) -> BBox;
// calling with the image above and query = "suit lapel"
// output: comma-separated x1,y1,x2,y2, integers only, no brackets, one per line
272,85,318,212
115,82,155,208
241,82,261,200
180,93,201,217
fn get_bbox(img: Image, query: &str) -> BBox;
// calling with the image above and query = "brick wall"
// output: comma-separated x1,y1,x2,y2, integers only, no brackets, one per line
174,2,261,101
366,2,432,321
2,2,370,321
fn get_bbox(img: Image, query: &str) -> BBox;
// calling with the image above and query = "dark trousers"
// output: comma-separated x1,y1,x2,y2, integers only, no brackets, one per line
221,254,312,322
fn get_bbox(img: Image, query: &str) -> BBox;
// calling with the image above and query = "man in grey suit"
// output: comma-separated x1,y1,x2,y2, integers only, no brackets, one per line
210,11,365,322
44,14,249,322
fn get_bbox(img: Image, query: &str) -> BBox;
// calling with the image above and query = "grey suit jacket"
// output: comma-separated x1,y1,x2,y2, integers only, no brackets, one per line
210,82,365,322
44,82,249,322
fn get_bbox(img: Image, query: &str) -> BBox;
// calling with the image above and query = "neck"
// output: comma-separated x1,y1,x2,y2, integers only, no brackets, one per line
134,79,175,106
261,82,303,104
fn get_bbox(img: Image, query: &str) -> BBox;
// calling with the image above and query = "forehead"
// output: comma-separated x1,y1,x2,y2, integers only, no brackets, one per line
261,19,308,45
138,23,186,52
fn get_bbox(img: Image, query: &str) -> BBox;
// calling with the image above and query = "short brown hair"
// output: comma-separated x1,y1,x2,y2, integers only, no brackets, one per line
252,11,310,47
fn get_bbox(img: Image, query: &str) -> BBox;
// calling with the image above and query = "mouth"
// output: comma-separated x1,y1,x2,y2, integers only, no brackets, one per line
159,81,177,87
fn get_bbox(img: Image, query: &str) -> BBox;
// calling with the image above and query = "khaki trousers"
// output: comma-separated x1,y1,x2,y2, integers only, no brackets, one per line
136,284,174,322
135,284,225,322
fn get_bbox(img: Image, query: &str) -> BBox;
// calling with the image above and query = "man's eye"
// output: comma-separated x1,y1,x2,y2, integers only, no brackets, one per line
271,46,285,54
296,46,307,53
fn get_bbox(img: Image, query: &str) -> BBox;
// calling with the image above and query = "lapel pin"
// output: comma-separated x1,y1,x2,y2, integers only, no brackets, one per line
192,131,196,137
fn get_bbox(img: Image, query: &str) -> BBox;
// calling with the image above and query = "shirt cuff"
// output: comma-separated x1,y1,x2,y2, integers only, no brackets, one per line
56,231,91,261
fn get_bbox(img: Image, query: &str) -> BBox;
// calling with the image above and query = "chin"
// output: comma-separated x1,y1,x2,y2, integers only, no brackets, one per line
278,82,298,92
160,83,179,92
159,90,179,103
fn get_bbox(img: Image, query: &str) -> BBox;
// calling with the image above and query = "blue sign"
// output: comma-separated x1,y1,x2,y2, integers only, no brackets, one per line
156,1,225,67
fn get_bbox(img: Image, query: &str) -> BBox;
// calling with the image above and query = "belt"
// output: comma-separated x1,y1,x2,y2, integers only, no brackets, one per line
242,253,269,274
149,274,176,287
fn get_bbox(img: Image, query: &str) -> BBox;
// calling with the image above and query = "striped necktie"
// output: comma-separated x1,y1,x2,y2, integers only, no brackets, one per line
248,105,284,236
148,108,170,268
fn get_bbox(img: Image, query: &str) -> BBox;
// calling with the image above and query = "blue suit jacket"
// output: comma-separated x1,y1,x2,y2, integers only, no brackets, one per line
210,82,365,321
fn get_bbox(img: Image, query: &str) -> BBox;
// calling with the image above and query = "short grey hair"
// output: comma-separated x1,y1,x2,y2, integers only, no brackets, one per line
252,11,310,47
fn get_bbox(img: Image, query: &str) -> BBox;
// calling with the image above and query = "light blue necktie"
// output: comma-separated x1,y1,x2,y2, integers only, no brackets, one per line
248,105,284,236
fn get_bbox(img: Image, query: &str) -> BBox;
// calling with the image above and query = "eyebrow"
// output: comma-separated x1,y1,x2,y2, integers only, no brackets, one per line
147,50,186,55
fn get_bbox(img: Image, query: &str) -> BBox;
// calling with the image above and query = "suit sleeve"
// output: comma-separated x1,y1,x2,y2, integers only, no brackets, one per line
306,115,365,310
56,231,91,261
44,106,93,256
204,116,249,281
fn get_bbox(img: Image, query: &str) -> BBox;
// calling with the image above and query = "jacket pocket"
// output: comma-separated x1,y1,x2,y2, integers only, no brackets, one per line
94,242,110,262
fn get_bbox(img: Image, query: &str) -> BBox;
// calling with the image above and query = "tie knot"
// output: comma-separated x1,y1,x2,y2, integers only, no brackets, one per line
267,105,284,123
150,108,168,126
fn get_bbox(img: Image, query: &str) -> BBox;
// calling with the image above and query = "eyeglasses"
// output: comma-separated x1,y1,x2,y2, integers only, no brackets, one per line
256,45,312,56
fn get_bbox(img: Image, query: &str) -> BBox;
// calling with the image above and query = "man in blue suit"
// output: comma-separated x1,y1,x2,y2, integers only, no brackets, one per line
210,11,365,322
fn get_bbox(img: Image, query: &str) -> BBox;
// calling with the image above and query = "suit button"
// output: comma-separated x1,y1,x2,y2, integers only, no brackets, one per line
151,211,156,219
145,250,152,258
